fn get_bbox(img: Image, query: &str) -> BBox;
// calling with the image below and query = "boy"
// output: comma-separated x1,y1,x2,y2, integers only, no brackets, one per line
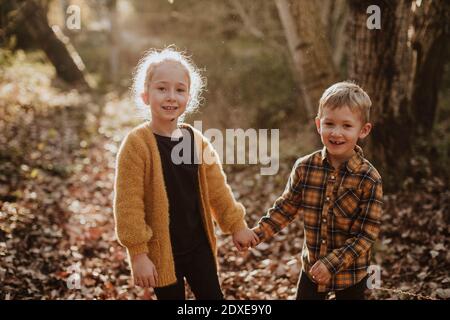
249,81,383,300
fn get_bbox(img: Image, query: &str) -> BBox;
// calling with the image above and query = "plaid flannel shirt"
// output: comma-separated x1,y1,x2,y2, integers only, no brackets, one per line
253,145,383,292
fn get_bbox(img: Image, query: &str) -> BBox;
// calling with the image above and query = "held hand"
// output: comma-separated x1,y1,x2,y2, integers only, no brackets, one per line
131,253,158,288
232,227,259,251
309,261,332,285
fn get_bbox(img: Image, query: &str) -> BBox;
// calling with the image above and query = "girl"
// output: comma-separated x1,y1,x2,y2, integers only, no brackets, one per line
113,47,258,300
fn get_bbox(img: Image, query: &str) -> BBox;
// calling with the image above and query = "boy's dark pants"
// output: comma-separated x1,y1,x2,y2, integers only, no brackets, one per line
153,241,223,300
296,271,368,300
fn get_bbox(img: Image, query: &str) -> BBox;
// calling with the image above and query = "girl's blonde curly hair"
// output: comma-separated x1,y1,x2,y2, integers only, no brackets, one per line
131,46,206,121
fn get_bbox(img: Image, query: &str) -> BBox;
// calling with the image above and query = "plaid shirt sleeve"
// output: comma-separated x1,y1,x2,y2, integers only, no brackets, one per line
253,159,304,243
320,179,383,274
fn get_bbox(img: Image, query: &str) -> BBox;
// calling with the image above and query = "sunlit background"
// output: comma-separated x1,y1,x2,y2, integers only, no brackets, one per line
0,0,449,300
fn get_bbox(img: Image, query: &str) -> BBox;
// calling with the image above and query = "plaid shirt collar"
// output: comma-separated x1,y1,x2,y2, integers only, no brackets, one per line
320,145,365,173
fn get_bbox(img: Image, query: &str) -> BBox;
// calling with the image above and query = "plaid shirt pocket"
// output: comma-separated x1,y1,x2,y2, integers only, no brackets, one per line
332,186,362,234
334,186,362,219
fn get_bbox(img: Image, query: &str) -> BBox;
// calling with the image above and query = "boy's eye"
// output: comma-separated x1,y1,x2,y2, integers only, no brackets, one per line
344,124,352,128
177,88,186,93
325,122,333,126
158,87,166,91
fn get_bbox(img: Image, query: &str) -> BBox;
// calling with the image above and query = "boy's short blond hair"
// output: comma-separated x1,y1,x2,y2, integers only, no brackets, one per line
317,81,372,123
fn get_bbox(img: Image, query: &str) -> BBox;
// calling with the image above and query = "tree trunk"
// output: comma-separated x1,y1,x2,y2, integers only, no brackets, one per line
410,0,450,135
20,0,89,88
321,0,349,74
348,0,450,186
275,0,338,119
107,0,120,84
59,0,69,34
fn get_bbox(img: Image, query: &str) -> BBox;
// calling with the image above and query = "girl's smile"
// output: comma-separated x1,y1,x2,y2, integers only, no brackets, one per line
161,105,179,111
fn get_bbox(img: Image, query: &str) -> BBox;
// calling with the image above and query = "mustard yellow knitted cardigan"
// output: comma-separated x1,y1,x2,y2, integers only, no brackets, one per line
113,122,247,287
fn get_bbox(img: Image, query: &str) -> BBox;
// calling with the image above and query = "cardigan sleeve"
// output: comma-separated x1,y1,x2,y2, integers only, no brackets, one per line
113,132,152,256
202,139,247,234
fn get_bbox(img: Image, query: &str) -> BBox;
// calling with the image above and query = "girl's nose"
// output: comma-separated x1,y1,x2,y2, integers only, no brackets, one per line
166,89,176,101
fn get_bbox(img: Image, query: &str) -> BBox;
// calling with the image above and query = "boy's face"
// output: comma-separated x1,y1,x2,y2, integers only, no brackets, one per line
141,61,190,123
315,105,372,164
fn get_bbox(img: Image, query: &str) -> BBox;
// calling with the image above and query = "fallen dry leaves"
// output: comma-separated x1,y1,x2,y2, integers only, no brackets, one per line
0,53,448,299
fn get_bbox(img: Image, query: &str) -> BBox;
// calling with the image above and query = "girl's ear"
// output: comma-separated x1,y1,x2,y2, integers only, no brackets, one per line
141,92,149,105
359,122,372,139
315,117,321,134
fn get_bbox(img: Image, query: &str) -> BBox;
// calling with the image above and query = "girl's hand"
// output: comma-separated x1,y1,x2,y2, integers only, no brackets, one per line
232,227,259,251
131,253,158,288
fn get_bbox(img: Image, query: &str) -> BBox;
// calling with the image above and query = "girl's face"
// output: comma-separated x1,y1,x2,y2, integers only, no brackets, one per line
141,61,190,124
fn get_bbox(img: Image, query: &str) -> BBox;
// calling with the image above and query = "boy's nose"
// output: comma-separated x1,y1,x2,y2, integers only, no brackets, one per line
331,128,343,136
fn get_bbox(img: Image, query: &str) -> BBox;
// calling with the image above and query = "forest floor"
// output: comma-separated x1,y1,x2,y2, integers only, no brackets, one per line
0,51,449,300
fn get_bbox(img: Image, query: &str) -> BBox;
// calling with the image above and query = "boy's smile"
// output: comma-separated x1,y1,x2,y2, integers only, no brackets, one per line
315,105,371,168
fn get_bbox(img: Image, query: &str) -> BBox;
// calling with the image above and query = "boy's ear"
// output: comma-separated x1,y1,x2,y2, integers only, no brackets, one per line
315,117,321,133
141,92,149,105
359,122,372,139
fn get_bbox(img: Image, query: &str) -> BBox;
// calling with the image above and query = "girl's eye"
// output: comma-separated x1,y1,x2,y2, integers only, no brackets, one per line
158,87,166,91
177,88,186,93
344,124,352,128
325,122,333,126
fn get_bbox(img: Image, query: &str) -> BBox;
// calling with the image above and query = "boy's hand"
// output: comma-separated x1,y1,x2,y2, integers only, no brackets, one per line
131,253,158,288
232,227,259,251
309,261,331,285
